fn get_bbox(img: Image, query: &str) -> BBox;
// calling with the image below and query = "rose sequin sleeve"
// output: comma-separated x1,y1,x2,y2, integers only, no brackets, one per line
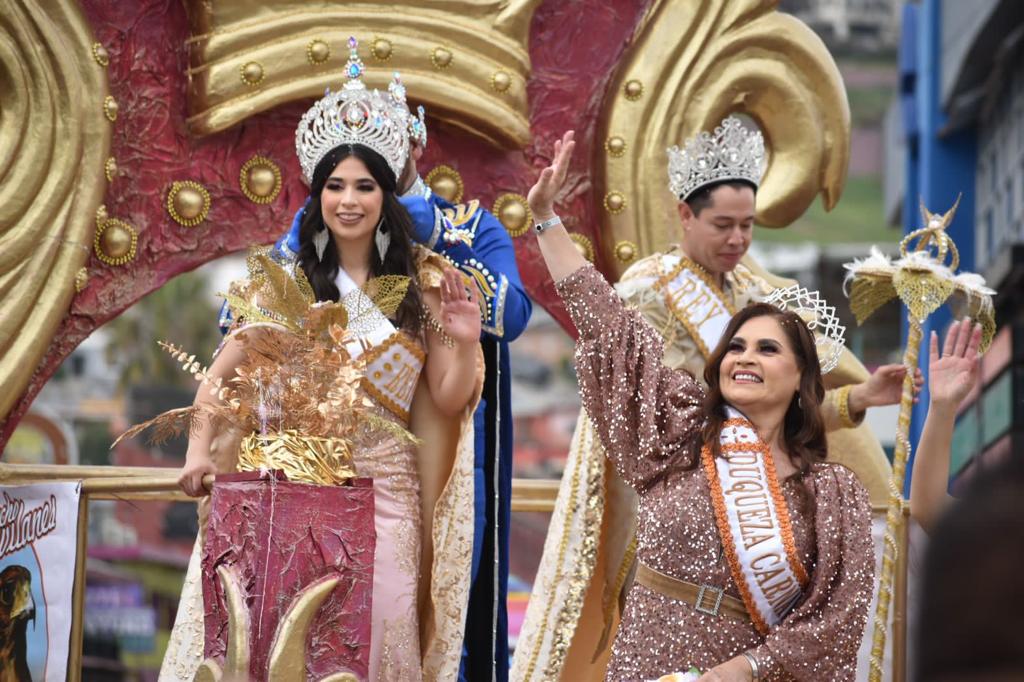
554,265,704,489
749,464,874,681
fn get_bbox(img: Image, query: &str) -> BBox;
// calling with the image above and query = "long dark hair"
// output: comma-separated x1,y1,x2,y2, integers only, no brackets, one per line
297,144,422,334
700,302,828,479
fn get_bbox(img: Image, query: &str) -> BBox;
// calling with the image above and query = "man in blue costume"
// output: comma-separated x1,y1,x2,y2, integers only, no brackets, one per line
219,67,531,681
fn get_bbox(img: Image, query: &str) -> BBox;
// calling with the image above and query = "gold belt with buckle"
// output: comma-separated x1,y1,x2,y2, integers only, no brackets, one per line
634,561,750,623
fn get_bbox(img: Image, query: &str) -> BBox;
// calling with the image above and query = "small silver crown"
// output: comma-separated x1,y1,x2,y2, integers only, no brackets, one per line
762,285,846,374
295,37,412,181
666,115,767,201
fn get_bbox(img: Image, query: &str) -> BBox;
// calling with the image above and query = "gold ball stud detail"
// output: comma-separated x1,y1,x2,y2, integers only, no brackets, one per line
624,80,644,101
605,136,626,157
431,47,452,70
307,39,330,65
492,194,532,237
491,70,512,93
94,218,138,266
424,165,464,203
104,157,117,182
615,240,638,263
74,267,89,293
604,191,626,214
166,180,212,227
371,38,393,62
240,156,282,204
240,61,265,86
103,96,118,122
570,234,595,262
92,43,109,67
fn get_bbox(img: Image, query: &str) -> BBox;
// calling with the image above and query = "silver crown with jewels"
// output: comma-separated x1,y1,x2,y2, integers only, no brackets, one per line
666,115,767,201
295,37,416,182
762,285,846,374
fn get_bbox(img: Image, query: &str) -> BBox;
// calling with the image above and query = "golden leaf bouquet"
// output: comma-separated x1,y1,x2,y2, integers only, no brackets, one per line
114,249,418,485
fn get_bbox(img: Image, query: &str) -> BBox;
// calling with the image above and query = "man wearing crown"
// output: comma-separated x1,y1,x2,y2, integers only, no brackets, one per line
222,39,532,682
512,117,914,680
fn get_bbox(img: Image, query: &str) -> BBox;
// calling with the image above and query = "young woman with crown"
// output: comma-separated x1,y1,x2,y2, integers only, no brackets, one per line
160,39,483,682
522,130,876,681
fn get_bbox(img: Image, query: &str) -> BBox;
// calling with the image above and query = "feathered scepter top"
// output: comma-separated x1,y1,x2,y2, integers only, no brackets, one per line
114,249,417,486
844,197,994,681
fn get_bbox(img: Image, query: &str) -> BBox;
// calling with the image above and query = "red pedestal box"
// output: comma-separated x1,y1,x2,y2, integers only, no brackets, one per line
201,471,375,680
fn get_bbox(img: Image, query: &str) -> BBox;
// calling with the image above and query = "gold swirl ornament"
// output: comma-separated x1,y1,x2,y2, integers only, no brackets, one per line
596,0,850,277
181,0,539,149
0,0,112,420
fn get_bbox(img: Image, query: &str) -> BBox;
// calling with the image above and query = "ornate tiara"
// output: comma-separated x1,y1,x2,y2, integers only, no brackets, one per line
762,285,846,374
667,115,767,201
295,37,411,181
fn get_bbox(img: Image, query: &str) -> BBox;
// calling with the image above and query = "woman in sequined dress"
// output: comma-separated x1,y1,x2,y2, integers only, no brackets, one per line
522,131,874,682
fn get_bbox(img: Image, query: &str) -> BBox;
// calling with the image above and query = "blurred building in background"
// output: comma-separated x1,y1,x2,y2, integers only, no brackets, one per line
884,0,1024,489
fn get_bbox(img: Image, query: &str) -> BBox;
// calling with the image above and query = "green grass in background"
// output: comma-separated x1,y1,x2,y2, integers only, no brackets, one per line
756,174,900,245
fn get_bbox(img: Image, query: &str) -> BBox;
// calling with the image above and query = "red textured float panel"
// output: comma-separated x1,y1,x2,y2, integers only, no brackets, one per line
202,471,375,679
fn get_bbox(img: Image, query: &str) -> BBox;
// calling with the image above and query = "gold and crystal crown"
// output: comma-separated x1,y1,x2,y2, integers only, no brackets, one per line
762,284,846,374
295,37,411,181
667,116,767,201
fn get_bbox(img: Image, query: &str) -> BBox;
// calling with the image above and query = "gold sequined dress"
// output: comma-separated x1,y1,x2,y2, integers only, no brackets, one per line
555,265,874,682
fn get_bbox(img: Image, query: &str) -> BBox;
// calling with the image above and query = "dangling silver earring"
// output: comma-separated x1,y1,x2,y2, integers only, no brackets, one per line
374,217,390,264
313,227,329,262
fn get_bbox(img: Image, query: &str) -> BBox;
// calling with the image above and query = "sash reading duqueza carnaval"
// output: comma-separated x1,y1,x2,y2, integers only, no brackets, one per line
701,408,810,634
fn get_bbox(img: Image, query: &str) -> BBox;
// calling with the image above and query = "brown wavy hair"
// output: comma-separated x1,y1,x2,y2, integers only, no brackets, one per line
699,302,828,479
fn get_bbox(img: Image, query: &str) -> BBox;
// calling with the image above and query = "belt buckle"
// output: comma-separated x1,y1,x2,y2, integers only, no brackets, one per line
695,584,724,616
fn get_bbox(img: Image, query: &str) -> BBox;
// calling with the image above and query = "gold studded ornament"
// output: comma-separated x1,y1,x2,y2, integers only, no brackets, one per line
306,39,330,65
240,156,282,204
605,136,626,158
94,217,138,266
490,70,512,94
614,240,638,264
240,61,265,86
623,79,643,101
569,233,595,262
74,267,89,293
371,37,393,62
843,197,994,682
492,193,532,238
424,164,464,203
430,46,452,70
604,191,626,214
103,95,118,121
91,42,109,66
166,180,212,227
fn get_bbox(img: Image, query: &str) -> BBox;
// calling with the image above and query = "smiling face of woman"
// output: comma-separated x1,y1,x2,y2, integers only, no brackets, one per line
320,155,384,247
719,315,802,412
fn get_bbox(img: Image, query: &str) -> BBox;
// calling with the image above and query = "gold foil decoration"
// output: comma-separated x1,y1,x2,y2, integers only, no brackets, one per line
240,61,265,86
94,217,138,266
181,2,539,149
104,156,117,181
603,191,626,214
166,180,212,227
240,155,282,204
490,70,512,93
74,267,89,293
102,95,118,121
605,136,626,158
306,39,330,65
614,240,637,263
237,431,356,486
370,37,392,62
430,46,453,70
91,43,109,66
492,193,532,237
424,164,464,203
0,0,111,422
569,233,595,262
623,79,644,101
596,0,851,277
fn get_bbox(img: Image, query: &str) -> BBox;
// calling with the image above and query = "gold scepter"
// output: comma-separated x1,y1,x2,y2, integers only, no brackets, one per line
844,197,995,680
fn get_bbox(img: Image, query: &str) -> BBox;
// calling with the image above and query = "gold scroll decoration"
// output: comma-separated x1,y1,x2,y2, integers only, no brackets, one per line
0,1,111,420
597,0,850,277
182,0,541,149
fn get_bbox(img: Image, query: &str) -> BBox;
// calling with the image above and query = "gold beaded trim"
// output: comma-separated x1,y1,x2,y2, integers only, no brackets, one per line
306,39,330,65
94,218,138,266
92,43,109,67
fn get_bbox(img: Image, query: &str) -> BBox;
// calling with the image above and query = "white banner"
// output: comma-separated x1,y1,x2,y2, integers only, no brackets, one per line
0,482,81,681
